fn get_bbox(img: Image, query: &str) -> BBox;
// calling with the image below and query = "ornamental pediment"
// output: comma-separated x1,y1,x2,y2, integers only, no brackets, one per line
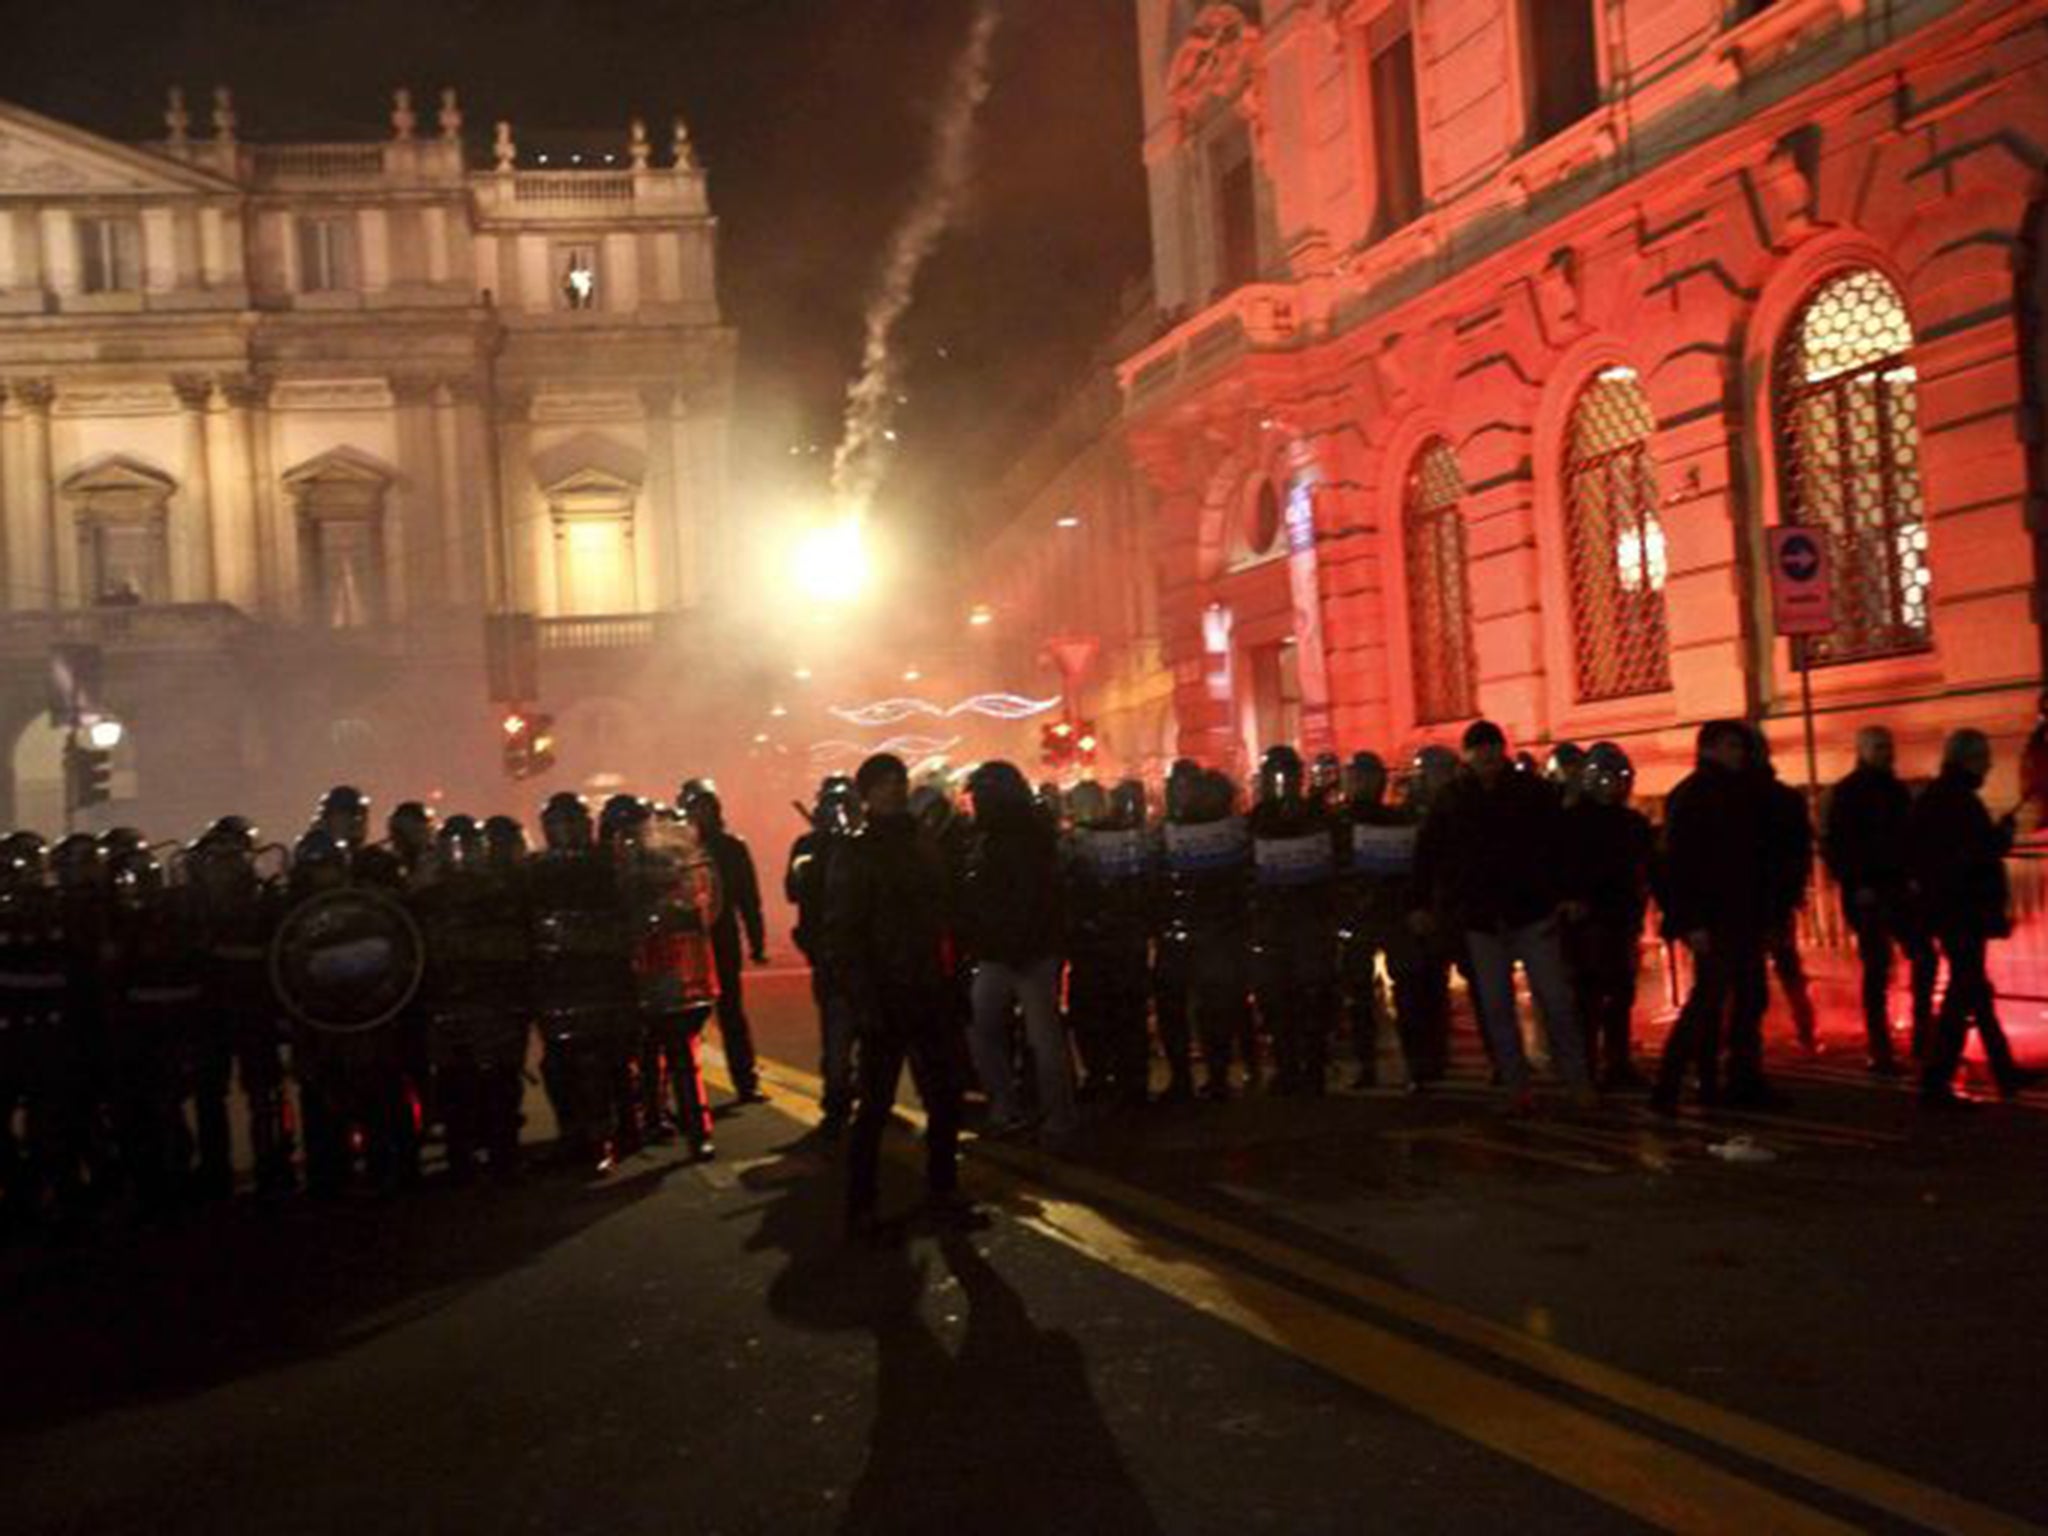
0,100,234,197
60,454,178,518
282,446,395,489
1166,5,1264,138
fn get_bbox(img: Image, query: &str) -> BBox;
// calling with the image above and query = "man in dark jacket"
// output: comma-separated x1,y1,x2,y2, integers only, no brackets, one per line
1414,720,1590,1109
1911,729,2043,1106
960,759,1075,1139
1822,726,1933,1070
826,753,971,1236
683,783,767,1104
787,775,862,1135
1653,720,1773,1112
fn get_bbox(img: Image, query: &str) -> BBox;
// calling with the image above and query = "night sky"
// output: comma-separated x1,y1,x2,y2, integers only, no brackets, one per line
0,0,1153,551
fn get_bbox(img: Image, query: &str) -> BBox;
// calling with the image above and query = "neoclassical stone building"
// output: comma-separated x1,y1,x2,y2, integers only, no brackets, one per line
0,88,733,833
1070,0,2048,789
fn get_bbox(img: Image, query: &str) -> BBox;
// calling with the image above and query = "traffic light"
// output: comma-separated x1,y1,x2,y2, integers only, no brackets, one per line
65,739,113,809
1039,717,1098,772
501,710,558,781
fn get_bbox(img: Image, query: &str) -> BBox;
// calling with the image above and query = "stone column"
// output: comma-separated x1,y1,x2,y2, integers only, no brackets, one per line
171,373,217,601
495,388,539,613
13,379,58,608
206,375,261,612
432,379,472,608
247,376,286,619
390,374,443,624
640,384,678,610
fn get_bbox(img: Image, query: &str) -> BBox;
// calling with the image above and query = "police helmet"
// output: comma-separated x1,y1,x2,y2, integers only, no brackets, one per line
107,844,164,906
1165,759,1204,821
0,831,48,885
599,793,651,846
540,791,593,851
483,814,529,868
317,784,371,841
436,813,485,870
1310,751,1344,802
815,775,861,835
1345,751,1389,807
1583,741,1636,806
204,815,259,852
388,799,436,847
51,833,102,889
1257,745,1306,805
1544,741,1588,800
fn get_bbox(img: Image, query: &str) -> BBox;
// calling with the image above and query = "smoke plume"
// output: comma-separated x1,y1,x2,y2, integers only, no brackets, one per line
829,0,1002,521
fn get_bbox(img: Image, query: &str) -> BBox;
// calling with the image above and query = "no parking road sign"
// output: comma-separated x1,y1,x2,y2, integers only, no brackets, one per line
1767,526,1834,637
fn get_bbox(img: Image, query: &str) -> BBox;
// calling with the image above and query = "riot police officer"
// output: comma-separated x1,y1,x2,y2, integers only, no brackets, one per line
186,823,291,1198
1545,742,1589,809
412,815,534,1181
1562,743,1654,1088
528,792,639,1174
285,825,419,1197
386,801,438,885
681,782,767,1105
102,839,201,1214
787,775,863,1136
1156,765,1257,1098
1064,779,1158,1106
0,834,69,1225
618,799,721,1161
1391,746,1461,1086
1249,746,1342,1095
1336,753,1422,1089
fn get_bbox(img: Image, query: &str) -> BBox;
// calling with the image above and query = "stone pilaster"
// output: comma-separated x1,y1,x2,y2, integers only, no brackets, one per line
171,373,216,601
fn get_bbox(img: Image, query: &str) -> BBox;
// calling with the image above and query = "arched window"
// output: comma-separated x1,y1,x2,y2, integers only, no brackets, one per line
1774,268,1932,663
1403,440,1477,723
1563,367,1671,701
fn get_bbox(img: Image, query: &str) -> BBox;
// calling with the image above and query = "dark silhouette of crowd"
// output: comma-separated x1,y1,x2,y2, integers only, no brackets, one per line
3,717,2036,1244
793,721,2043,1233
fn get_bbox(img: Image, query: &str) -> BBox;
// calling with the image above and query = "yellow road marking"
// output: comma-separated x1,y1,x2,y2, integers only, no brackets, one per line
723,1054,2045,1536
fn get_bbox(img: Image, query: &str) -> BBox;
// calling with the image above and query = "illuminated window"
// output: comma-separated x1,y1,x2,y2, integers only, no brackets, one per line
296,216,356,293
76,216,141,294
555,515,636,615
557,243,599,311
1404,440,1477,724
285,451,390,628
63,458,175,604
1563,367,1672,701
1774,268,1931,663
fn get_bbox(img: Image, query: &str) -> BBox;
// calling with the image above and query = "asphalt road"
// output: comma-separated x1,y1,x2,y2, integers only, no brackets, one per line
4,962,2046,1534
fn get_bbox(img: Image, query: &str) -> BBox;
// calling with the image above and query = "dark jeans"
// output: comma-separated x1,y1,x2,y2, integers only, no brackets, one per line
1068,944,1151,1101
1658,931,1768,1101
1566,916,1640,1080
1922,927,2022,1097
712,923,759,1093
1766,919,1818,1048
1848,909,1936,1063
811,970,859,1121
847,997,962,1219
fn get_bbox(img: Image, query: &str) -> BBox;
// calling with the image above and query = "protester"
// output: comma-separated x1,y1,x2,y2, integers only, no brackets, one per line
1414,721,1592,1112
1821,727,1932,1072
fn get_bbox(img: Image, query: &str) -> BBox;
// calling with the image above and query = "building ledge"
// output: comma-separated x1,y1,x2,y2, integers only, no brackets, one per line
0,602,253,655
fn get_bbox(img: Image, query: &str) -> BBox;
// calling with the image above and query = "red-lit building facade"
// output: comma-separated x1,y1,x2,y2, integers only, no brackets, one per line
1011,0,2048,791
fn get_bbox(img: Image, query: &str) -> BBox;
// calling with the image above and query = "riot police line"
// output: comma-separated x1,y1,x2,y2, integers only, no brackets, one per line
0,780,744,1232
787,716,2040,1190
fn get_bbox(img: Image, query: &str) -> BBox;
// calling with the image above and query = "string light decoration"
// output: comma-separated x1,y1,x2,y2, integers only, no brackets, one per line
826,692,1061,728
809,734,963,765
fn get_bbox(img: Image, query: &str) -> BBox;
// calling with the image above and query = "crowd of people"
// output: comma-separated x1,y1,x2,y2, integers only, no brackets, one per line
794,722,2042,1236
0,779,772,1233
0,715,2035,1243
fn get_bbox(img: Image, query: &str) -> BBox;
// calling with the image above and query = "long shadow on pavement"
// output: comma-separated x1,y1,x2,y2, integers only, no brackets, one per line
0,1159,676,1437
741,1131,1163,1535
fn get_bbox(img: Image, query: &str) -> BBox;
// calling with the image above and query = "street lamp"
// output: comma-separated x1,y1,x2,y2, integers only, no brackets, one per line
84,717,124,750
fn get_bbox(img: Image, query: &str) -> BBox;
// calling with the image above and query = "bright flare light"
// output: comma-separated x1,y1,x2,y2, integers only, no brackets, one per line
791,517,872,605
85,718,124,750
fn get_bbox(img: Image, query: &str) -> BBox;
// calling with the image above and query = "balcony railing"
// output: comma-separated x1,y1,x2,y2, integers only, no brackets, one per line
249,143,388,183
0,603,252,654
538,613,665,651
513,171,636,205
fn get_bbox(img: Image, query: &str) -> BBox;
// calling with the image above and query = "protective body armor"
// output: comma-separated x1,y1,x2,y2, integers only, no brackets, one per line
414,865,534,1071
527,851,637,1042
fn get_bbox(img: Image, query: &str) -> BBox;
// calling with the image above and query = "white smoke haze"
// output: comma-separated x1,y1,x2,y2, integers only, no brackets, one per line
829,0,1003,523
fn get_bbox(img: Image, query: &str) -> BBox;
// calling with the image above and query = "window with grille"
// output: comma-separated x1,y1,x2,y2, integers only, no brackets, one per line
76,217,141,293
1404,440,1477,723
296,217,356,293
1774,268,1932,664
1563,367,1672,701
